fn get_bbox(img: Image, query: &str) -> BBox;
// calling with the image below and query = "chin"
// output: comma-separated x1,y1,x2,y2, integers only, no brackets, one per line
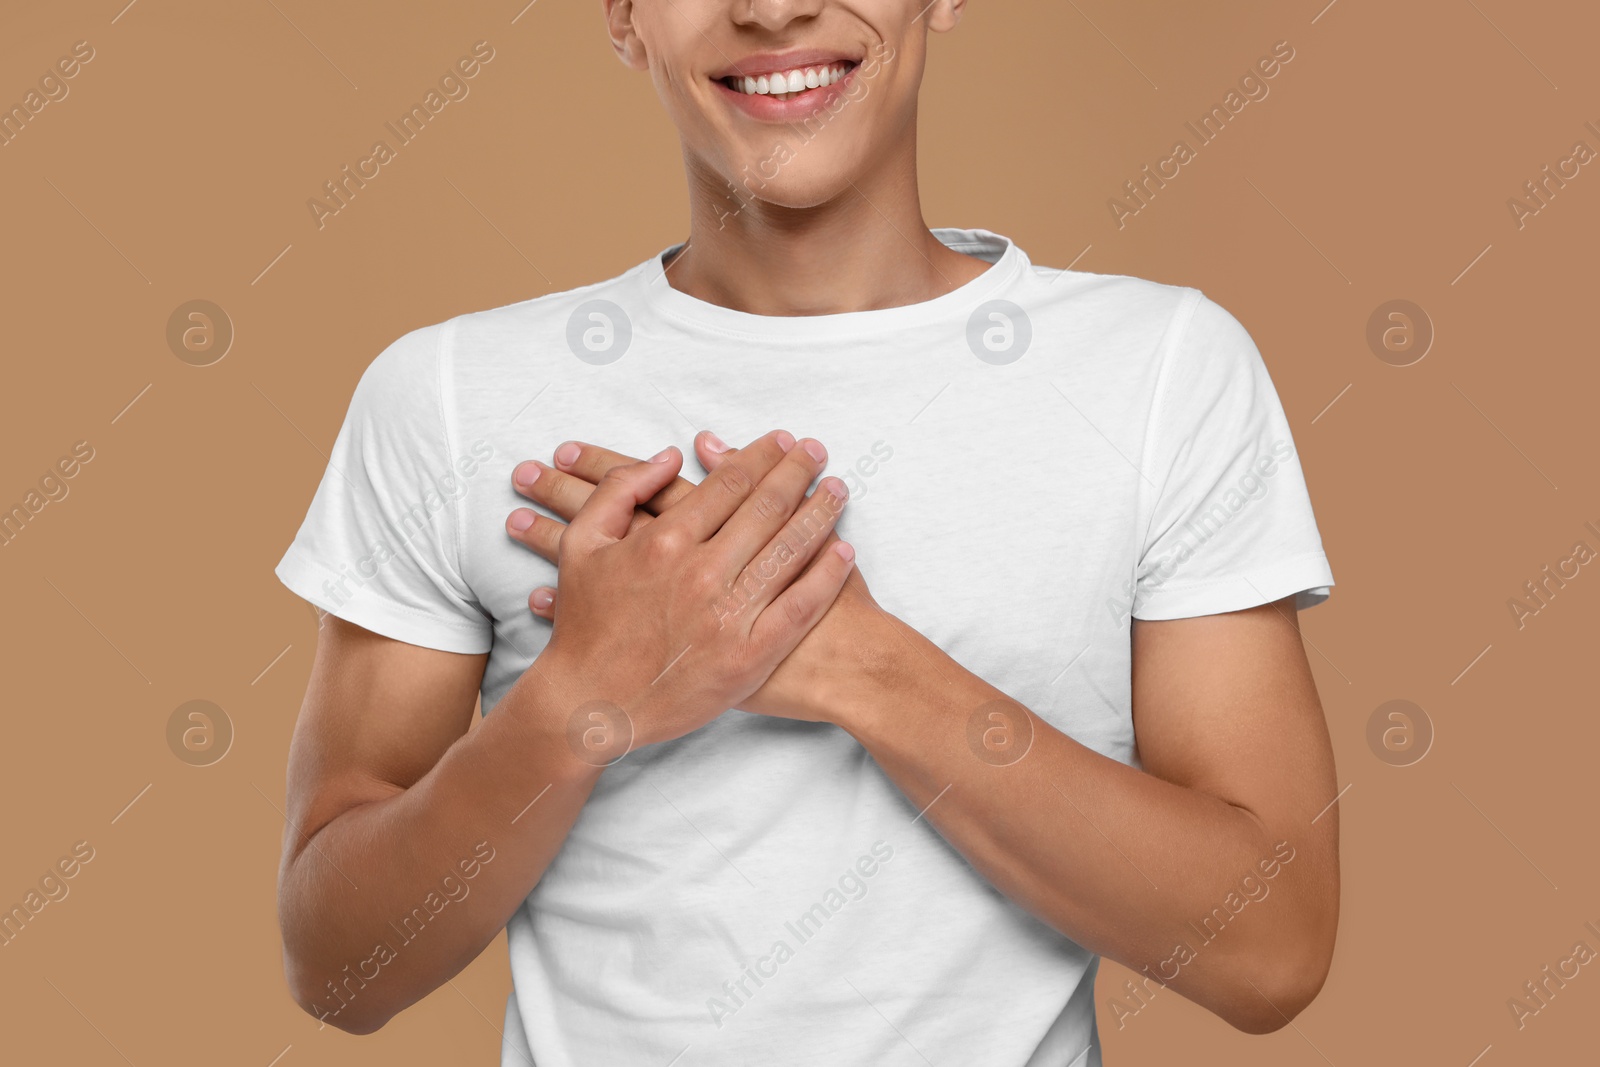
714,143,880,213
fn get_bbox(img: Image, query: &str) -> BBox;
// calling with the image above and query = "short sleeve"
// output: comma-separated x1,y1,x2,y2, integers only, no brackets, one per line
1132,292,1334,620
274,322,493,653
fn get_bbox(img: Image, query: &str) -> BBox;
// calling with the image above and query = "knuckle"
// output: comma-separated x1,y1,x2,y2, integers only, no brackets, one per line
750,490,788,524
786,504,830,546
685,564,723,600
780,592,811,629
598,466,632,492
716,464,755,500
725,635,763,680
643,521,689,560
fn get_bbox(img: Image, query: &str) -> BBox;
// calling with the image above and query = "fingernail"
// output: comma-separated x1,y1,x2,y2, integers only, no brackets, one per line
834,541,855,563
509,509,536,532
803,439,826,463
703,431,728,454
554,442,580,468
531,588,554,610
826,477,848,503
514,462,542,488
776,430,795,453
650,446,674,463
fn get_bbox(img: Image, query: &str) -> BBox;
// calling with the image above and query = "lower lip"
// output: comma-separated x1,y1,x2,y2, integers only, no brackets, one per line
713,65,860,122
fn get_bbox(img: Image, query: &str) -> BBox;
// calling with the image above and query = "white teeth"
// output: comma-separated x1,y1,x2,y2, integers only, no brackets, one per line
728,62,851,96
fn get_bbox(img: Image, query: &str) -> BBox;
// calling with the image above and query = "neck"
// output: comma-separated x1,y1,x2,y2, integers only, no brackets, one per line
666,144,989,316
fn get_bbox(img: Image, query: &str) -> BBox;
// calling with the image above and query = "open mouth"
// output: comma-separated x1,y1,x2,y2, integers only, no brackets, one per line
719,61,858,101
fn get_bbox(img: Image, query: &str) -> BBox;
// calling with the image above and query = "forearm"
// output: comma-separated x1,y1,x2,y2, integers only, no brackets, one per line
278,662,601,1033
831,617,1337,1032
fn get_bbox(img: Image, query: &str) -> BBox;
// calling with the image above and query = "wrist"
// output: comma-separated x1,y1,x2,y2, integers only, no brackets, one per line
822,611,924,735
503,646,617,784
829,617,998,755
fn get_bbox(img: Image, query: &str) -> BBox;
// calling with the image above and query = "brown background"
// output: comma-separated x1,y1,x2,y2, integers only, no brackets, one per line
2,1,1596,1063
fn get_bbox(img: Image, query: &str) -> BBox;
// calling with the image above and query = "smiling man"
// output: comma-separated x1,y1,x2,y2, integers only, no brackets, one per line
272,2,1340,1064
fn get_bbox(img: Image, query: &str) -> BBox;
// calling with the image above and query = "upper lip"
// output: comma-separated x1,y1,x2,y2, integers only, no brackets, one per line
711,49,860,81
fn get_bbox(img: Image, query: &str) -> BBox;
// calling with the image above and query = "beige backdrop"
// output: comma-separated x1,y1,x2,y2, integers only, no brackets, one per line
2,1,1596,1064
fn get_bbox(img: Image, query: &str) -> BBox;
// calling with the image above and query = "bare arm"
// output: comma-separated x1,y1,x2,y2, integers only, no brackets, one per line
276,431,852,1033
832,596,1340,1034
276,617,601,1034
509,436,1341,1034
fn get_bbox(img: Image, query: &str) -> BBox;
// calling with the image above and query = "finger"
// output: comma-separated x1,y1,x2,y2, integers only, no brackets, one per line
514,460,606,523
658,429,794,541
506,503,651,565
569,446,683,545
711,437,831,582
551,433,724,517
749,540,857,649
527,586,556,619
692,430,736,474
506,507,563,563
723,476,849,621
695,432,850,556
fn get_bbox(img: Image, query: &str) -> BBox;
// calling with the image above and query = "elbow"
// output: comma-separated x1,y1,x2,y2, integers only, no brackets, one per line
277,871,398,1035
1223,939,1334,1034
1225,986,1313,1035
1223,870,1339,1034
282,948,395,1036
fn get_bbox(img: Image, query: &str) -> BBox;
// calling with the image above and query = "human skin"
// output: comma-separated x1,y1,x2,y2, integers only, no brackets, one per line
506,430,1339,1033
275,0,1339,1037
275,433,853,1032
602,0,993,316
510,0,1338,1030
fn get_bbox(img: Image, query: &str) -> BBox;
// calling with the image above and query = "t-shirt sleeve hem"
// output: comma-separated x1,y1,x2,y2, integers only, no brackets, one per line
1132,551,1334,620
275,544,493,655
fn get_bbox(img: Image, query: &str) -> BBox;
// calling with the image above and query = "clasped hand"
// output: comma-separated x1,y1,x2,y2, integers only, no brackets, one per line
504,430,891,749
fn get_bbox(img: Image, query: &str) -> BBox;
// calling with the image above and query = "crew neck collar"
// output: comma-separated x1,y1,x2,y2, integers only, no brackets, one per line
636,227,1028,342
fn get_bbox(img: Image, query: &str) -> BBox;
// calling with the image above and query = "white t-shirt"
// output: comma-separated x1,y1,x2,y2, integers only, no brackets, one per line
275,228,1334,1066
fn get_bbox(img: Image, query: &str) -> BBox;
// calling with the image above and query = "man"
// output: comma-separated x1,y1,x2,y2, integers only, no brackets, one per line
272,1,1340,1063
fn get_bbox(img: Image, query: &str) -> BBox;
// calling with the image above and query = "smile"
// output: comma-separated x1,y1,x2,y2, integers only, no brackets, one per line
721,62,857,101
